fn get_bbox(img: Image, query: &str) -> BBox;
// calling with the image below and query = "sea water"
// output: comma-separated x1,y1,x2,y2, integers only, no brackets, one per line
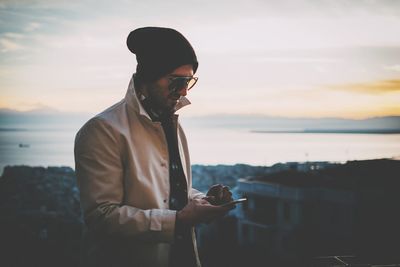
1,117,400,174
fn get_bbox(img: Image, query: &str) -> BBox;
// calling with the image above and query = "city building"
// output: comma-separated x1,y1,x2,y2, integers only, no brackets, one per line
236,171,356,262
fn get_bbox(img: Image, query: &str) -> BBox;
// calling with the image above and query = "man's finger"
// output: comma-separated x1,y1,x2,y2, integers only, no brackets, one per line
203,196,216,204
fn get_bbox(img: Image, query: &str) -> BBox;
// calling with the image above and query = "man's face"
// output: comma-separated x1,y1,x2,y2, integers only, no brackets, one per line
143,64,194,114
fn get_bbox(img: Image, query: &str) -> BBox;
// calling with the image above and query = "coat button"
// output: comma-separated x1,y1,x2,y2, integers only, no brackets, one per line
163,199,167,203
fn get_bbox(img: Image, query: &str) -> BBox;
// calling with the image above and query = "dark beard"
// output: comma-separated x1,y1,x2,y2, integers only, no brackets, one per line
140,94,175,121
136,82,178,120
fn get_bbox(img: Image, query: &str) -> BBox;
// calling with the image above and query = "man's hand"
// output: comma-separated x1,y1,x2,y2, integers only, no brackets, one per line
205,184,233,205
176,198,232,226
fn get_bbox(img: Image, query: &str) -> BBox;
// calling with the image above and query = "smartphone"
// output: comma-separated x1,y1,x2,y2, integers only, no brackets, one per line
219,198,247,207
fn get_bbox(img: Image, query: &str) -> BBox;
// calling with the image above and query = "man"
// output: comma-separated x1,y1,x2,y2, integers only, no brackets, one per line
74,27,234,267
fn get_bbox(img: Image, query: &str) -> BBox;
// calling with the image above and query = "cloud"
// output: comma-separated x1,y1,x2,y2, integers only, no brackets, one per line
328,79,400,94
0,37,24,52
256,57,340,63
384,65,400,72
24,22,41,32
0,31,26,53
3,32,24,39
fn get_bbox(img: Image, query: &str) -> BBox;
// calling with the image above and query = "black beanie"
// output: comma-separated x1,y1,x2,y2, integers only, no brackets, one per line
127,27,198,82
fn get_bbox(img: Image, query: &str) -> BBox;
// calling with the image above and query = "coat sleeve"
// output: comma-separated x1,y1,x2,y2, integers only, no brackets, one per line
189,188,206,200
74,118,176,243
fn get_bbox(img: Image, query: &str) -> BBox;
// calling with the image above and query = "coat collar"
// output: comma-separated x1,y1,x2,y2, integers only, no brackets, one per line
124,74,191,121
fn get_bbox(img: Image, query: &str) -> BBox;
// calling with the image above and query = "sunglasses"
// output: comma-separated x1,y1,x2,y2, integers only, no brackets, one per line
167,75,198,94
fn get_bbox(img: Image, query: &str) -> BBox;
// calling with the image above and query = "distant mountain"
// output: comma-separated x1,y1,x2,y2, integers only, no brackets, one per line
0,108,92,129
0,108,21,115
180,115,400,132
1,109,399,132
0,108,85,117
22,107,61,115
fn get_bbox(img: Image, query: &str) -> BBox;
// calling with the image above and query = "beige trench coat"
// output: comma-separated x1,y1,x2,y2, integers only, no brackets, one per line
74,75,204,267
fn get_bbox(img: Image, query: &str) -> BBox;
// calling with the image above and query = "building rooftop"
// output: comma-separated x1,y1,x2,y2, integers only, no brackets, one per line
313,255,400,267
245,159,400,191
247,170,324,188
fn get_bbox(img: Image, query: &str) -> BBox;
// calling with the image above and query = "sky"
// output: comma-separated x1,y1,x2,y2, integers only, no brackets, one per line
1,0,400,119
